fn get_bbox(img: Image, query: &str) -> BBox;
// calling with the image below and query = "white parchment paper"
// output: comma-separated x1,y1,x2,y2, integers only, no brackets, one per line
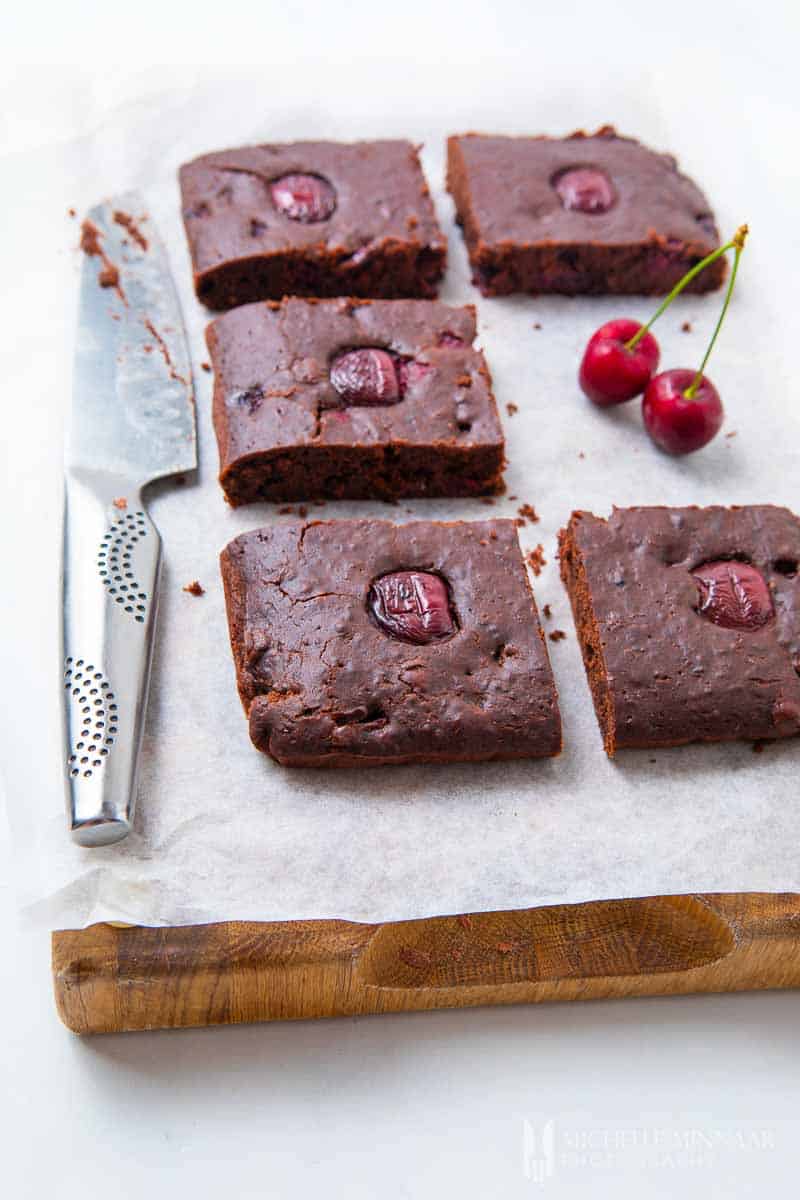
2,61,799,930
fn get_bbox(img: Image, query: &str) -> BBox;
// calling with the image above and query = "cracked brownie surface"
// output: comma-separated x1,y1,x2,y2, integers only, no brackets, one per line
180,140,446,308
207,297,505,504
559,506,800,755
220,519,561,766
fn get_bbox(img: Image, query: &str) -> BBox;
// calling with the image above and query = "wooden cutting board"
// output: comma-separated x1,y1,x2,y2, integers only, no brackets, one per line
52,891,800,1033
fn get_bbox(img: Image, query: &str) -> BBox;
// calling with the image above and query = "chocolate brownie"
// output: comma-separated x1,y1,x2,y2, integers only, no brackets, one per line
221,519,561,766
180,140,446,308
559,506,800,756
446,127,725,297
206,297,505,504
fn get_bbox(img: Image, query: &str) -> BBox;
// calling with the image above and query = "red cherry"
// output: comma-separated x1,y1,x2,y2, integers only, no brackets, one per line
579,319,660,407
553,167,616,214
330,348,401,406
369,571,456,645
692,560,773,630
642,368,723,454
270,173,336,223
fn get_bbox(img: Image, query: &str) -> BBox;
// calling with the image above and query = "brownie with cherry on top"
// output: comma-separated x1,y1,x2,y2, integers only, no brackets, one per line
206,297,505,504
559,506,800,756
179,140,446,308
220,518,562,767
446,126,725,297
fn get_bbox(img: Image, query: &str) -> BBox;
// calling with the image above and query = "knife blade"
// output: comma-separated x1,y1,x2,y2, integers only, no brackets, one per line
62,193,196,847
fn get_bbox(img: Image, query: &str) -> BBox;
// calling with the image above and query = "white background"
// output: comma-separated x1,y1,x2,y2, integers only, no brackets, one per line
2,3,800,1195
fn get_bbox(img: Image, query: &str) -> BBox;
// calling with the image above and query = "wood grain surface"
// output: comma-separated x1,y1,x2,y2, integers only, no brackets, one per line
52,892,800,1034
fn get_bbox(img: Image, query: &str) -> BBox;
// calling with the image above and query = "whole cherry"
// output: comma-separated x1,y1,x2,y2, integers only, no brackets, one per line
578,224,748,419
642,224,748,455
642,369,723,454
579,318,660,407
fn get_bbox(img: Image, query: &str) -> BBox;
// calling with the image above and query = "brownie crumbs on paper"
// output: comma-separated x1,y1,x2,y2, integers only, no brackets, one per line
542,603,552,619
533,322,542,330
517,503,539,525
67,207,76,218
726,430,737,439
525,544,546,575
201,361,211,373
506,402,519,416
549,629,567,642
183,581,205,596
681,320,693,332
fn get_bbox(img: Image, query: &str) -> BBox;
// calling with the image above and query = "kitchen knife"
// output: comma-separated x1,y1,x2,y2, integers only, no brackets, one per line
62,194,196,847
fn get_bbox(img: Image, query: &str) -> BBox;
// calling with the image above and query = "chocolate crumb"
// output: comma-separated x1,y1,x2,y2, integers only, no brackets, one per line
533,322,542,330
517,503,539,524
752,740,766,754
542,603,552,619
278,505,295,514
508,494,518,501
506,402,519,416
67,207,76,218
480,497,496,506
725,430,737,439
112,497,127,510
549,629,567,642
183,581,205,597
681,320,692,332
113,209,148,252
80,218,125,302
578,451,586,460
525,545,546,575
297,504,308,517
201,361,211,373
98,263,120,289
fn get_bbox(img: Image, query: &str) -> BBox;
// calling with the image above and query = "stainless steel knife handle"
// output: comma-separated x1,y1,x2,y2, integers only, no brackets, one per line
61,472,162,846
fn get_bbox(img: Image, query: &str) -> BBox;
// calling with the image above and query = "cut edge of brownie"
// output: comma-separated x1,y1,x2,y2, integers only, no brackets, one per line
558,513,617,757
214,442,507,506
192,241,447,311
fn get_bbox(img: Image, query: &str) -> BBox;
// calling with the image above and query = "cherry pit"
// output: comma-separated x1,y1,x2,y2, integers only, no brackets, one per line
578,225,748,455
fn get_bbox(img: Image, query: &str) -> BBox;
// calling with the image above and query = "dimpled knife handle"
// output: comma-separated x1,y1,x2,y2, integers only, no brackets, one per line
61,474,161,846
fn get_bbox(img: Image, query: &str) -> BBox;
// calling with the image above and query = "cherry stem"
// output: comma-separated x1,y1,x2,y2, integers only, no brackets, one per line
625,224,749,352
684,228,747,399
